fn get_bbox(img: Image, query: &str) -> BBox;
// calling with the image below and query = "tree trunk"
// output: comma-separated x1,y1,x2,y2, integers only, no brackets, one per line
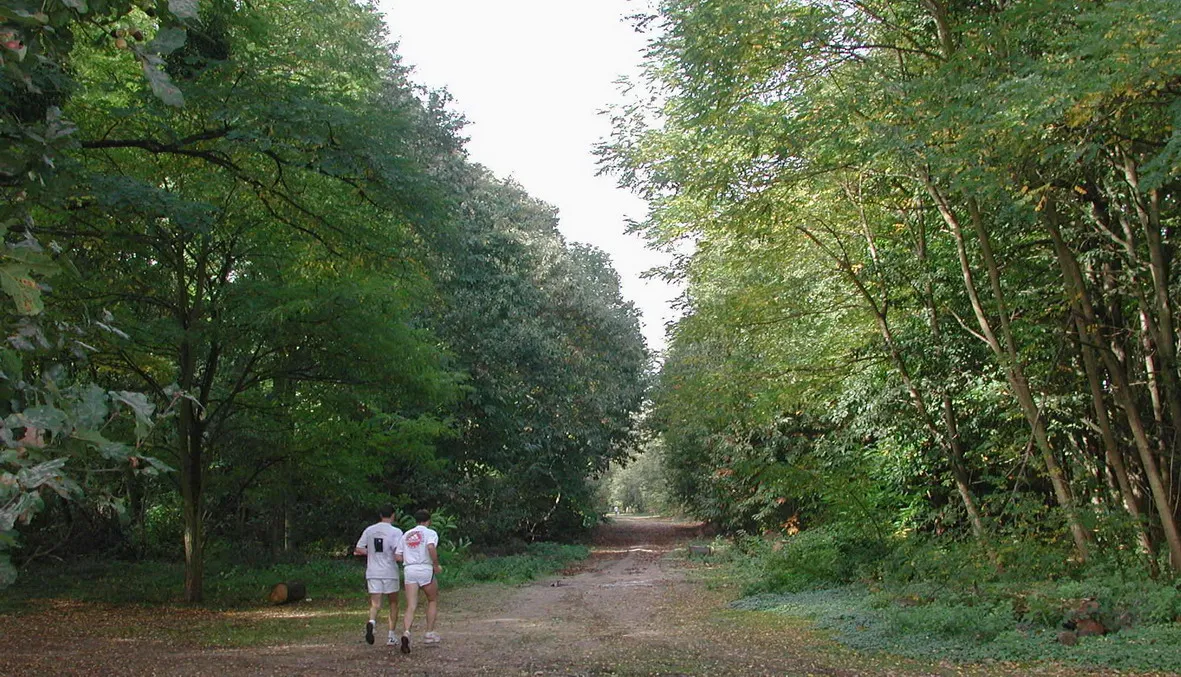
913,208,993,558
283,501,291,553
798,220,994,560
124,464,145,558
180,392,206,603
1123,157,1180,422
940,391,993,555
1047,193,1181,572
1081,170,1181,534
268,581,306,604
926,179,1091,560
1121,159,1181,524
178,237,210,604
914,6,1088,558
1099,346,1181,572
1044,202,1158,572
920,0,955,59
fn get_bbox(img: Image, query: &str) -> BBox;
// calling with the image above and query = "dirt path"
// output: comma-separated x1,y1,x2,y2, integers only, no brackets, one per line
213,515,771,676
0,516,1156,676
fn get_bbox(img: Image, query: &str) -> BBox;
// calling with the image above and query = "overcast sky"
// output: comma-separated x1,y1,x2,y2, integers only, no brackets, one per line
377,0,678,353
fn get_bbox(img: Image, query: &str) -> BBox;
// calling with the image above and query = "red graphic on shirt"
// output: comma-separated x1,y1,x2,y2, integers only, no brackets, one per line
404,531,424,548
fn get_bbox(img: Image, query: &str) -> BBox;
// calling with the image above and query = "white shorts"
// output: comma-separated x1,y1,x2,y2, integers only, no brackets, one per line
403,564,434,587
367,578,399,594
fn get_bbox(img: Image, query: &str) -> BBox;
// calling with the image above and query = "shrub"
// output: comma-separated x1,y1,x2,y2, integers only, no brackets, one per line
443,542,587,587
141,499,185,559
744,525,891,594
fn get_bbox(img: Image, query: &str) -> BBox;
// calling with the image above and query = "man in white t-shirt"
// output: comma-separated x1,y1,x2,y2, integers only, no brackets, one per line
353,505,404,646
394,509,441,654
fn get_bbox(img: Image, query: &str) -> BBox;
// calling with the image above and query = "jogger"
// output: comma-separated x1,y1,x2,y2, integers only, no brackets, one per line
354,505,404,646
395,509,441,653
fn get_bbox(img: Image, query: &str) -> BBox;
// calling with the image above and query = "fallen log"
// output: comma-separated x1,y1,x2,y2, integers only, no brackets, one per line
268,581,307,605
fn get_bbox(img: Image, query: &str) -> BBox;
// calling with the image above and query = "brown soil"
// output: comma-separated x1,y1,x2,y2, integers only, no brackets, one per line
0,516,1169,676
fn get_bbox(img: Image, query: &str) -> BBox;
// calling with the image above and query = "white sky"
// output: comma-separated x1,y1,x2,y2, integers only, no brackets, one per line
378,0,678,354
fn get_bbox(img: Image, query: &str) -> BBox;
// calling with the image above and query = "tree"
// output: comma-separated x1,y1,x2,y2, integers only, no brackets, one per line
1,0,198,587
6,0,652,595
430,172,649,542
605,0,1181,572
38,0,463,600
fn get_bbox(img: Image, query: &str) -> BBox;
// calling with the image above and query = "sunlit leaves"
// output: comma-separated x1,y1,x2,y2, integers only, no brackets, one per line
0,264,43,315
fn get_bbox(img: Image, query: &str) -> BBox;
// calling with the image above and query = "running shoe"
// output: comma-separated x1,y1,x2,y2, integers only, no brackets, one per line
387,631,398,646
424,631,441,645
400,632,411,654
365,620,375,645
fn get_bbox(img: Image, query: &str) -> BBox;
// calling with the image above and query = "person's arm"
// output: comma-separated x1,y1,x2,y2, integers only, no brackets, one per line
354,546,367,556
428,543,441,573
392,531,406,562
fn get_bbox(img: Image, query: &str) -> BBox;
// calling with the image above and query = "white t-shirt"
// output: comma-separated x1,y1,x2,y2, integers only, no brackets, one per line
356,522,403,579
396,525,439,566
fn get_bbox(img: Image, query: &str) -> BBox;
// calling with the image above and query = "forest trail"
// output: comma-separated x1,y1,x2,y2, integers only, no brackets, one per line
198,514,874,676
0,516,1141,676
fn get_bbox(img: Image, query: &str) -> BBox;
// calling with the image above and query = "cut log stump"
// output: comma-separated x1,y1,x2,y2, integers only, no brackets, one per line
268,581,307,605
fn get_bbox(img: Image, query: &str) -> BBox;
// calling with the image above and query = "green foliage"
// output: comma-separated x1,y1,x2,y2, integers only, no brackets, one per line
741,526,892,595
397,509,469,557
3,0,648,601
606,0,1181,589
140,494,185,559
431,174,649,544
597,443,671,514
737,584,1181,672
723,528,1181,671
441,542,588,587
1,0,200,586
1,541,588,612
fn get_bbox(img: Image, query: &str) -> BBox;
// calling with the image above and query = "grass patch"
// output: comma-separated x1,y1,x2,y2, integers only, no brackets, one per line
191,602,360,647
4,542,587,612
733,586,1181,673
708,531,1181,673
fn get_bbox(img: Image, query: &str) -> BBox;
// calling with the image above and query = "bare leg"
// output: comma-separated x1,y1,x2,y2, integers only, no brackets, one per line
423,580,439,633
367,592,382,622
402,583,420,634
386,592,399,633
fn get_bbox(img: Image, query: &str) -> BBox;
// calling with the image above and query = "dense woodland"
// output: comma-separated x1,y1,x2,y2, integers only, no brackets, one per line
6,0,1181,646
604,0,1181,579
0,0,647,602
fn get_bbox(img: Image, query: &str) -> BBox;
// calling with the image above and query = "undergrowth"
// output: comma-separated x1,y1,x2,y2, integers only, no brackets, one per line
1,542,587,611
698,526,1181,673
443,542,588,587
734,587,1181,672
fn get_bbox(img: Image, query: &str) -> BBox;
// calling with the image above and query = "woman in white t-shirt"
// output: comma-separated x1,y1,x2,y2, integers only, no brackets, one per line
394,509,441,653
